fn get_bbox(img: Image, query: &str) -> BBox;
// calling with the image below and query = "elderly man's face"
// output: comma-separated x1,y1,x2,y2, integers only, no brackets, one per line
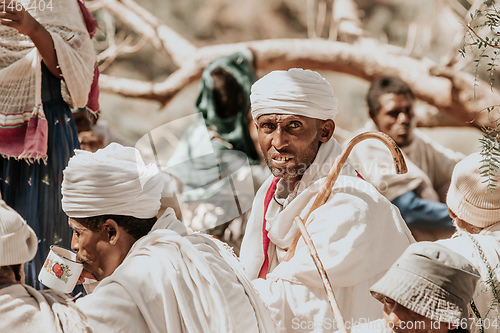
372,93,415,147
69,218,120,281
383,297,451,333
256,114,334,188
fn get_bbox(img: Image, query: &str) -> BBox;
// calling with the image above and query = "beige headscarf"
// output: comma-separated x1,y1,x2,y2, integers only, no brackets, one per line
62,143,164,219
250,68,338,121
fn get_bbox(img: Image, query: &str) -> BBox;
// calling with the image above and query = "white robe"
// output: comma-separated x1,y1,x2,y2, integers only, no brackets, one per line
438,224,500,333
348,121,464,201
240,138,414,332
0,284,92,333
76,208,275,333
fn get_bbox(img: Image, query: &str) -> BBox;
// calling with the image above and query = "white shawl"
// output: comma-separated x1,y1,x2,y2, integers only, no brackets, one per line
0,284,92,333
438,223,500,333
0,0,95,126
77,209,275,333
240,138,414,332
348,121,464,201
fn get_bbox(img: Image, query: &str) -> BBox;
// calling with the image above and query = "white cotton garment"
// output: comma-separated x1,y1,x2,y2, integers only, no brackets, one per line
0,0,96,115
438,223,500,333
348,120,464,201
0,284,92,333
62,143,164,219
250,68,338,121
240,137,415,333
76,208,276,333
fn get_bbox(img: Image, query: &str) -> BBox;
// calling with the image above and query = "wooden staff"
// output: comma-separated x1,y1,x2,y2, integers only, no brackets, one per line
283,131,408,332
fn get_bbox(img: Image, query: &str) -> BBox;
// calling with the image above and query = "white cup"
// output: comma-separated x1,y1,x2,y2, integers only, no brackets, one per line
38,245,83,293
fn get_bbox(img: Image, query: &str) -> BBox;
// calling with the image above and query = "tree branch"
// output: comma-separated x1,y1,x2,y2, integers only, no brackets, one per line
98,38,500,129
94,0,197,66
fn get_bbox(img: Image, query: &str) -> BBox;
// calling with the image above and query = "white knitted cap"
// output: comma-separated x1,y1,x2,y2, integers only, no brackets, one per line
447,152,500,228
0,200,38,266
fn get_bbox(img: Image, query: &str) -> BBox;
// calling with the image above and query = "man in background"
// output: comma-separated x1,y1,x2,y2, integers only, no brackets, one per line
62,143,274,332
349,76,463,240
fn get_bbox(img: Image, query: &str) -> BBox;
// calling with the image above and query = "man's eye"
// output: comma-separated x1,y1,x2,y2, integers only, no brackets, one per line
261,123,275,130
288,121,301,128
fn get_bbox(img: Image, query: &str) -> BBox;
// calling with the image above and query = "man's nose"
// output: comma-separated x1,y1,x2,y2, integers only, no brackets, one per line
397,111,410,124
271,127,288,150
71,232,79,252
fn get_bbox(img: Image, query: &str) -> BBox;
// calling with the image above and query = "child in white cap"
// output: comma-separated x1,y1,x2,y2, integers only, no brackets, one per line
438,152,500,333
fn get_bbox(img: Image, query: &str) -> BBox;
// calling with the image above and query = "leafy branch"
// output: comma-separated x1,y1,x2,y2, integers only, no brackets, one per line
479,125,500,193
461,1,500,190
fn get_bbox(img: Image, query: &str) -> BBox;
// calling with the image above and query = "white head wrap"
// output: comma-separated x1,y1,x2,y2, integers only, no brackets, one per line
250,68,338,121
62,143,164,219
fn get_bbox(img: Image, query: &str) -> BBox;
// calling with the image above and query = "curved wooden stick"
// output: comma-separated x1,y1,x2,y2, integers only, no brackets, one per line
294,215,348,333
283,132,408,261
280,131,407,331
283,131,407,262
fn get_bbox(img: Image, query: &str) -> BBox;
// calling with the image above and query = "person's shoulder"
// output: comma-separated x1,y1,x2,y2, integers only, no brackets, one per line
412,129,461,153
320,174,385,202
436,236,476,262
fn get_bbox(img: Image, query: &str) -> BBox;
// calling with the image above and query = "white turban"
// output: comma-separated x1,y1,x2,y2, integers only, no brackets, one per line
62,143,164,219
250,68,338,121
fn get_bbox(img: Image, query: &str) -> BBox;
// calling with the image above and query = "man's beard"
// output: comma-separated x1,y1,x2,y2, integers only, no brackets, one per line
262,140,320,182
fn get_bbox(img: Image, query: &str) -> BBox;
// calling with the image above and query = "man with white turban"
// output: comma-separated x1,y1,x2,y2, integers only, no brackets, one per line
240,68,414,332
61,143,274,333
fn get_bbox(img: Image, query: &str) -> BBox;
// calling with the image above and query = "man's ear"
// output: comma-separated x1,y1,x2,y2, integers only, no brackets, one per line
319,119,335,143
369,109,375,120
103,219,120,245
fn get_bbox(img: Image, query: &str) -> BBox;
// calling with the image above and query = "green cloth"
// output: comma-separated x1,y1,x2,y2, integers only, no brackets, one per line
195,51,259,163
168,51,258,203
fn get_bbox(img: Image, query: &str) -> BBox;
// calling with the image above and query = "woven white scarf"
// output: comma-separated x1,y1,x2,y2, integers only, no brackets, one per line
0,0,95,160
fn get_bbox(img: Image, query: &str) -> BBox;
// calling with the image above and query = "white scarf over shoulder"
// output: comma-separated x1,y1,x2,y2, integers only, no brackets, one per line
240,138,414,332
438,223,500,333
77,209,275,333
0,284,92,333
348,121,464,201
0,0,95,121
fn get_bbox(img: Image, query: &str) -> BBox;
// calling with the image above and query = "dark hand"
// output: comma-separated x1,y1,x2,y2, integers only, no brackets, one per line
77,269,96,285
0,1,38,36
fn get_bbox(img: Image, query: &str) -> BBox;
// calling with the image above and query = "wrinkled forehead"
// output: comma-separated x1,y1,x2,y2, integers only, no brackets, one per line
256,113,319,123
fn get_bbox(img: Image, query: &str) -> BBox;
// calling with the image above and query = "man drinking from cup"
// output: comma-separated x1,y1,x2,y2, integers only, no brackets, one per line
61,143,274,333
